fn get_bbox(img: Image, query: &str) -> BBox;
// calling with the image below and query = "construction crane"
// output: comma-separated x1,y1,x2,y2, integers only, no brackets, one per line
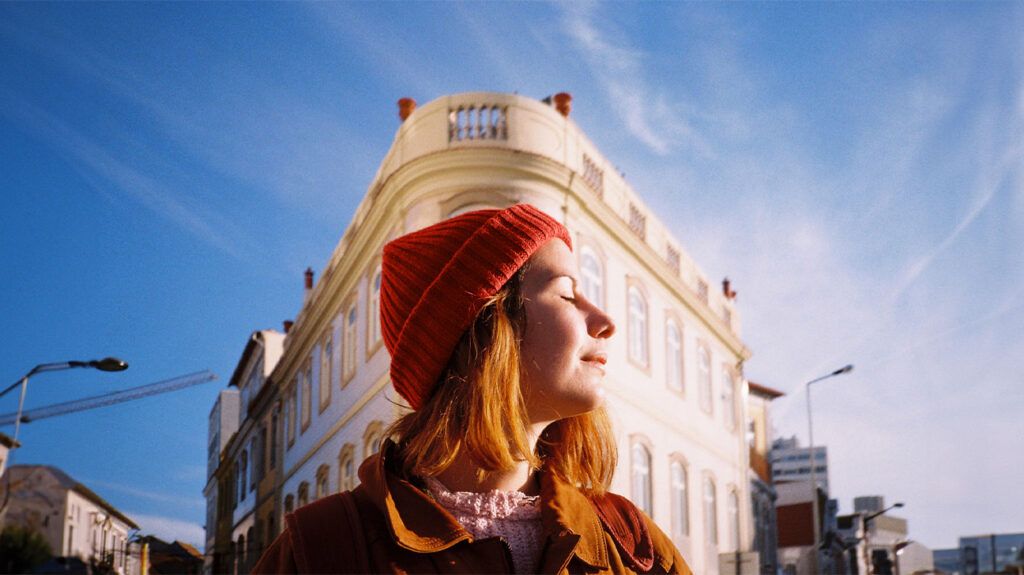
0,371,217,426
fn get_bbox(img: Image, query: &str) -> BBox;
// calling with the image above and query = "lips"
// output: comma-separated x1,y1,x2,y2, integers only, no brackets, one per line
581,352,608,369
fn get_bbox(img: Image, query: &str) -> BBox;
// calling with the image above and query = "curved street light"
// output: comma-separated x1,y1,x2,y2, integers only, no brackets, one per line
864,502,905,575
806,364,854,574
1,357,128,520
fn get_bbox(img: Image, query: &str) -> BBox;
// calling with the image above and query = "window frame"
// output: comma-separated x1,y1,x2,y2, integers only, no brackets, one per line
366,263,384,360
300,360,312,432
319,330,334,413
665,314,685,395
626,279,650,371
342,296,358,386
577,240,606,311
629,435,654,517
338,443,357,492
698,342,713,415
669,455,690,542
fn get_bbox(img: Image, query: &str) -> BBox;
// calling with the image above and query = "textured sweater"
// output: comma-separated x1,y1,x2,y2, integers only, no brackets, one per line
425,477,544,574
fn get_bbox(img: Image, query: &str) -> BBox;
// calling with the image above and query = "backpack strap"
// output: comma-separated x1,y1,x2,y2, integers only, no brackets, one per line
285,490,369,574
589,491,656,572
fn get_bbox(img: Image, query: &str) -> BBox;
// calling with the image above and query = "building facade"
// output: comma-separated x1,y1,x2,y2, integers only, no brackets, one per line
0,465,139,574
770,436,829,494
206,91,765,574
748,382,783,575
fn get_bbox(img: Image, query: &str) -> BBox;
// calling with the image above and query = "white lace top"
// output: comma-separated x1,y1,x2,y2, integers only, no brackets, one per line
425,477,544,574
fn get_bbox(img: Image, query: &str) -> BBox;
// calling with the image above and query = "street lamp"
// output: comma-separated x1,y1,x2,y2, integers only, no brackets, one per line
1,357,128,519
863,502,904,575
806,364,854,574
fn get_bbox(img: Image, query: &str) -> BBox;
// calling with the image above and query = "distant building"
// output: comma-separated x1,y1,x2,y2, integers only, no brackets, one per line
204,330,285,575
833,495,933,575
933,547,962,575
770,436,829,494
206,91,764,574
775,481,836,575
137,535,203,575
0,465,139,575
747,381,783,575
957,532,1024,575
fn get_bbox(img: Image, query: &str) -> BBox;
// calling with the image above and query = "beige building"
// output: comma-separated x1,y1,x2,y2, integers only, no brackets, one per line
210,91,759,574
0,465,139,574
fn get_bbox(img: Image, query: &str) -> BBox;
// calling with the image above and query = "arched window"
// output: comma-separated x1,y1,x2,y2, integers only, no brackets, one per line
722,368,736,430
319,332,333,412
368,267,382,351
666,319,683,392
364,421,384,460
284,494,294,514
297,482,309,507
315,464,330,499
300,362,312,431
627,286,649,366
338,443,357,491
579,245,604,310
670,460,689,541
343,299,358,384
698,344,712,414
630,442,652,516
727,488,740,552
703,476,718,547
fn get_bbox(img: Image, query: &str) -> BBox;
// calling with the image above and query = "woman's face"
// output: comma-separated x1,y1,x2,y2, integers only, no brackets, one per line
518,238,615,424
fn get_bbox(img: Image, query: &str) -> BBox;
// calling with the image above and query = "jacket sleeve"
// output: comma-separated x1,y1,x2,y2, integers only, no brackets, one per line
250,529,299,574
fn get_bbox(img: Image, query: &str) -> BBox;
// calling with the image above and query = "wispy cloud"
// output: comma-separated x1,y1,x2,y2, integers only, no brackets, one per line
129,512,205,549
82,478,205,510
0,90,253,261
559,3,709,157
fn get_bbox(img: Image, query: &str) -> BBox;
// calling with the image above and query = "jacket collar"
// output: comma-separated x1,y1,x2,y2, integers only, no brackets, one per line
358,440,610,569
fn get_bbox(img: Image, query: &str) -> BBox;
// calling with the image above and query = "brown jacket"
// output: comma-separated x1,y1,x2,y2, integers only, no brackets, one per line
252,443,692,574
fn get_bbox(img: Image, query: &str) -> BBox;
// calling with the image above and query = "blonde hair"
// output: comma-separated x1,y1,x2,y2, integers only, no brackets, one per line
386,267,618,493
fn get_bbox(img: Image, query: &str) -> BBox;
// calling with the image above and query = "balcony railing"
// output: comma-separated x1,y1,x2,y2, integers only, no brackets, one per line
448,104,508,142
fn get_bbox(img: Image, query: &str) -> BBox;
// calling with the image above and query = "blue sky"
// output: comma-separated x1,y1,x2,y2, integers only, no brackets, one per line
1,2,1020,551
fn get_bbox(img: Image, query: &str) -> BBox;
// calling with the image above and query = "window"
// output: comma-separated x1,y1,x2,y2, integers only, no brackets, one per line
698,344,712,414
703,476,718,546
727,488,739,552
297,482,309,507
343,302,358,384
338,443,357,491
249,437,258,490
287,386,297,447
300,361,311,431
284,495,294,514
722,368,736,430
368,267,382,351
671,460,689,541
270,409,278,468
579,245,604,310
315,465,330,499
666,319,683,392
628,286,648,367
364,421,384,460
239,452,248,502
630,442,653,516
319,333,333,412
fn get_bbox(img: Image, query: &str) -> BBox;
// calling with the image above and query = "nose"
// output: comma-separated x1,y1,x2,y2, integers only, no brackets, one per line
587,301,615,339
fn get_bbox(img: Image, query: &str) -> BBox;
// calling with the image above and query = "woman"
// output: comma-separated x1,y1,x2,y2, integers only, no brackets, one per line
253,204,691,574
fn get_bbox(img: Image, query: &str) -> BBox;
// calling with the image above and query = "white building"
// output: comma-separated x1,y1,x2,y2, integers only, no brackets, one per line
213,91,761,574
0,432,16,478
771,436,829,494
0,465,139,574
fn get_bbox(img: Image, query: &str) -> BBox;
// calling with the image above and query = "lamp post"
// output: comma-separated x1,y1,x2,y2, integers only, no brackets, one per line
806,364,854,575
0,357,128,520
863,502,904,575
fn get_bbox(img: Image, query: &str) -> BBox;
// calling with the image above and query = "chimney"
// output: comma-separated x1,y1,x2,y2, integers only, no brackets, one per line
304,267,314,290
398,97,416,122
283,320,294,334
722,278,737,300
553,92,572,117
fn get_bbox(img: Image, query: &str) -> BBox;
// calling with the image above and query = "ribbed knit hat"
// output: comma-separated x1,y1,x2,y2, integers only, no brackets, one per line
381,203,572,410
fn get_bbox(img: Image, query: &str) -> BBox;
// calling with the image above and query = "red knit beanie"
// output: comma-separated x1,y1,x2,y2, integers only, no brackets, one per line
381,204,573,410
